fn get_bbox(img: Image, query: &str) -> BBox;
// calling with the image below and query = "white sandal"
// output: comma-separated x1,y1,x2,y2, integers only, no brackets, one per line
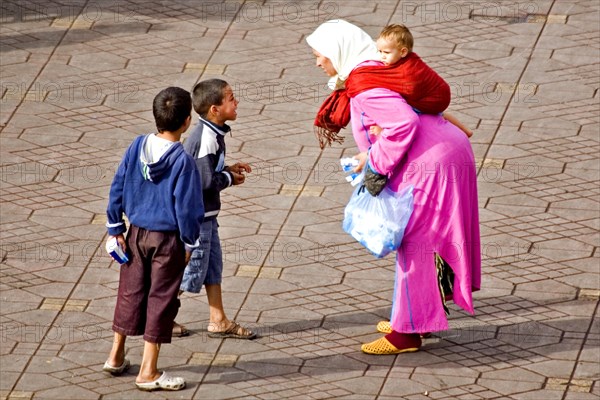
102,358,130,375
135,371,185,391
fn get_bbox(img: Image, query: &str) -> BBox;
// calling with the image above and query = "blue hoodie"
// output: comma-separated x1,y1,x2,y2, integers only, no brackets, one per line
106,134,204,249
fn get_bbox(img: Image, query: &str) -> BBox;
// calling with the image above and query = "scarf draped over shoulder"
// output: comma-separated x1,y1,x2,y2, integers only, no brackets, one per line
306,20,450,149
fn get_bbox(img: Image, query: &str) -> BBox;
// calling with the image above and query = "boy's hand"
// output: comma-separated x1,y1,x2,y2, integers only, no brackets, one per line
113,234,127,252
185,251,191,264
226,162,251,185
230,171,246,185
369,125,383,135
227,162,252,174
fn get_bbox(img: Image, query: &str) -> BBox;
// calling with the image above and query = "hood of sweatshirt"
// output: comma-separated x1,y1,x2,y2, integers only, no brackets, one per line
139,134,185,182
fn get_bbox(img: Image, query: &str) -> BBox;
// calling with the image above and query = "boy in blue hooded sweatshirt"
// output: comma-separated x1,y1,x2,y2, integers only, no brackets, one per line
103,86,204,392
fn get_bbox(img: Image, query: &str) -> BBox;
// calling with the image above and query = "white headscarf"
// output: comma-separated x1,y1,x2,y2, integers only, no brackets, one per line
306,19,379,89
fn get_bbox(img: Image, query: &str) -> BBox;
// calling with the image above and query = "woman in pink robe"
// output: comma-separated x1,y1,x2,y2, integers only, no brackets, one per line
307,20,481,354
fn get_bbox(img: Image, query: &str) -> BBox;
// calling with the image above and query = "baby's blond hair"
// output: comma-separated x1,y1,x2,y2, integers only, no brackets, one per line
379,24,414,52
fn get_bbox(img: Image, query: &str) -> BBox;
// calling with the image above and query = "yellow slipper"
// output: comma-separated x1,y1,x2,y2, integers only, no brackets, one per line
361,336,419,355
376,320,392,334
377,321,432,338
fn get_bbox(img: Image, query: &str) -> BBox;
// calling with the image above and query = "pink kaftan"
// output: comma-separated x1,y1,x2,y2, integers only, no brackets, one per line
350,84,481,333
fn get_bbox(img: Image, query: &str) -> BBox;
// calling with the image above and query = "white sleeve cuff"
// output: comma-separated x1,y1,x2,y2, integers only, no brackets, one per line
223,171,233,186
184,238,200,252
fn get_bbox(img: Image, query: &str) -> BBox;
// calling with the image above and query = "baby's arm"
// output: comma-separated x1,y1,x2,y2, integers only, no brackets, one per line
443,112,473,137
369,125,383,135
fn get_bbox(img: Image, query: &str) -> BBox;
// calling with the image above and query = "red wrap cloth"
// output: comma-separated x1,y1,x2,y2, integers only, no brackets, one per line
314,53,450,149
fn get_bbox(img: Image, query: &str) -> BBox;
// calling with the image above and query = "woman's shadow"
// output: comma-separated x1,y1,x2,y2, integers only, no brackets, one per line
179,294,595,387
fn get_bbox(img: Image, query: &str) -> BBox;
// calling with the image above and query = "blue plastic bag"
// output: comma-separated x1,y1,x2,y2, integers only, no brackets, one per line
342,185,414,258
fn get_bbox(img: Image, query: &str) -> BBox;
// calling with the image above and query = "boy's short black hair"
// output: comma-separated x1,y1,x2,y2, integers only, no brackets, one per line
153,86,192,132
192,79,229,117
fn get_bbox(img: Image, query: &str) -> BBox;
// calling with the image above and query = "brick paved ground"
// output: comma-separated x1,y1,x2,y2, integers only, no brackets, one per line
1,1,598,399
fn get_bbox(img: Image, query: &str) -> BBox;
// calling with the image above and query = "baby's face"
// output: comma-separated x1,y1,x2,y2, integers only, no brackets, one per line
376,37,406,66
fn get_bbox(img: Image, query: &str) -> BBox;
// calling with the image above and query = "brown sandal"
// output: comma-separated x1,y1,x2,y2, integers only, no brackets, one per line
207,321,256,340
172,322,190,337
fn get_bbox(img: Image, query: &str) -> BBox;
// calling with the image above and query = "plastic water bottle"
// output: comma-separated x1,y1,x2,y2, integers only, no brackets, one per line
340,157,363,186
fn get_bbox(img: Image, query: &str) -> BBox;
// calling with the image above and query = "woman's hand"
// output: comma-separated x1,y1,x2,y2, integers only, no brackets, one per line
353,151,368,173
352,152,388,196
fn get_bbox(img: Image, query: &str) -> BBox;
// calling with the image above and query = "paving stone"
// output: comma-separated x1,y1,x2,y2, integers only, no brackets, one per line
1,1,599,399
573,361,600,380
12,372,67,392
564,392,599,400
512,388,566,399
477,378,544,396
0,355,30,374
522,359,578,379
481,366,546,382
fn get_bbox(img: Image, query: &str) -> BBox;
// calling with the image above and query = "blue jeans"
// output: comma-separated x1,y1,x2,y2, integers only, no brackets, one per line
179,219,222,293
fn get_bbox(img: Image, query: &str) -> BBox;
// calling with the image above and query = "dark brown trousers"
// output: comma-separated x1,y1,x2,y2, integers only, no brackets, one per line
112,225,185,343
